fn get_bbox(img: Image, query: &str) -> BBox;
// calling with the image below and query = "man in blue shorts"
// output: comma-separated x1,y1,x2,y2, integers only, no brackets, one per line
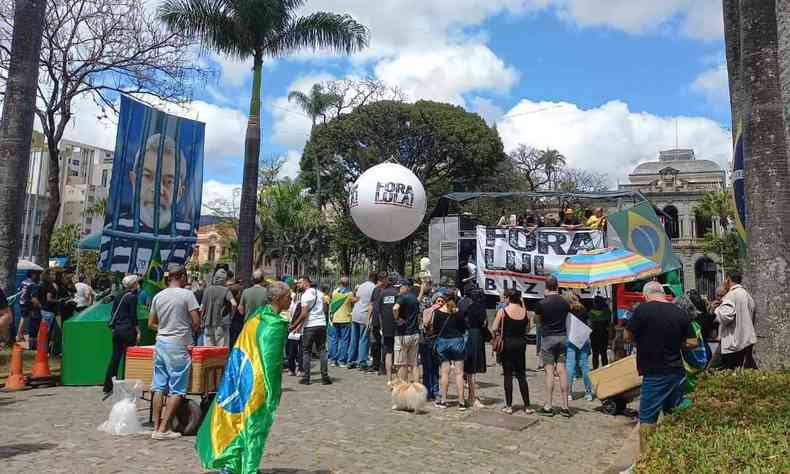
626,281,697,454
148,264,201,440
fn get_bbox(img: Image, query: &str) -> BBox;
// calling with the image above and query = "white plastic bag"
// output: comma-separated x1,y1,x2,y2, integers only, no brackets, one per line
98,378,146,435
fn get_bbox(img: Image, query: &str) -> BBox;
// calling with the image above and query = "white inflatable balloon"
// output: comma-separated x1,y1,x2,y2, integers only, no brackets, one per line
349,163,427,242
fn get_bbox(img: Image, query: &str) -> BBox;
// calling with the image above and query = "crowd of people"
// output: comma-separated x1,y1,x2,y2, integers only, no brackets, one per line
496,207,607,230
0,268,95,352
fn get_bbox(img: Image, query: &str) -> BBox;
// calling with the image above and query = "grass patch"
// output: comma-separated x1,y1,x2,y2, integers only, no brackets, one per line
638,370,790,474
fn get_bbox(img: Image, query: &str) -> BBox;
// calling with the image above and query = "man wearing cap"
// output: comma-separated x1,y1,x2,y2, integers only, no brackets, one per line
102,274,142,399
393,278,421,382
199,268,237,347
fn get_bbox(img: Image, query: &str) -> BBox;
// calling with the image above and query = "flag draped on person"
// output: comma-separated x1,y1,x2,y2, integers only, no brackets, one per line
196,304,287,474
328,288,352,326
141,241,165,298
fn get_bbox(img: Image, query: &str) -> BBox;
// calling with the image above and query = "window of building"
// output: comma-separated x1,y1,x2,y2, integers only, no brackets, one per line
69,170,79,177
101,169,108,187
695,212,713,238
663,205,680,239
208,246,216,262
265,257,271,267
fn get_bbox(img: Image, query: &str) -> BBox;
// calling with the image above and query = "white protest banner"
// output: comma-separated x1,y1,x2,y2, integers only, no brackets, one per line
476,226,605,298
567,313,593,349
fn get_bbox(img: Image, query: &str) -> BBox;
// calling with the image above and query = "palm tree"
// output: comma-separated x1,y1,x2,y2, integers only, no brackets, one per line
159,0,369,286
0,0,47,293
537,148,566,190
288,83,340,208
723,0,790,369
694,191,734,232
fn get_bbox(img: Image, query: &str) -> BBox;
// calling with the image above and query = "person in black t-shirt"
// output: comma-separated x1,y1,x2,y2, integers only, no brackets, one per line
393,279,420,382
373,272,400,384
626,281,697,455
534,276,571,417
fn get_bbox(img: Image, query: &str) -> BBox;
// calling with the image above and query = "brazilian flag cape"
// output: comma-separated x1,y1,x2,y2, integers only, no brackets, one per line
329,288,352,324
196,304,287,474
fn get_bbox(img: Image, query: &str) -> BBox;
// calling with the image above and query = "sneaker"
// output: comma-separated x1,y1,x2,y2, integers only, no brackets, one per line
434,400,448,409
559,408,572,418
101,391,113,402
288,371,296,377
523,407,535,415
298,378,310,385
568,395,574,402
473,399,486,409
338,363,347,368
501,406,513,415
458,402,468,411
347,363,357,369
584,393,594,402
321,377,333,385
296,371,304,377
538,406,555,417
151,431,182,440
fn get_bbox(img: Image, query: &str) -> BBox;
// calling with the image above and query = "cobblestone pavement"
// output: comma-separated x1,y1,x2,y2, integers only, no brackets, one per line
0,349,635,473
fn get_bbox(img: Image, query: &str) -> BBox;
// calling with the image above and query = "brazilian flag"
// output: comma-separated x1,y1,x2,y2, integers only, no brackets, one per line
141,241,165,298
196,304,287,474
329,288,352,324
608,202,681,274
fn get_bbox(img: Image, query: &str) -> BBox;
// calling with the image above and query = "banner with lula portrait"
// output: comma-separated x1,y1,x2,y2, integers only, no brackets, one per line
99,95,205,274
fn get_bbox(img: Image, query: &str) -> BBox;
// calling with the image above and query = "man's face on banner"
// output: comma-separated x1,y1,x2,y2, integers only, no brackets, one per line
128,134,186,231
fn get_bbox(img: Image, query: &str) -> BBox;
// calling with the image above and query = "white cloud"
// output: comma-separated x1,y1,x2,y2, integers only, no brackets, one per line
202,179,240,211
692,63,729,105
471,96,506,125
279,150,303,179
555,0,723,40
270,72,336,149
373,43,519,106
497,98,732,185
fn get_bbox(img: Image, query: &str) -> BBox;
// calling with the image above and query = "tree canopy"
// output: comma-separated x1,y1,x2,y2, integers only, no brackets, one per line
300,99,507,273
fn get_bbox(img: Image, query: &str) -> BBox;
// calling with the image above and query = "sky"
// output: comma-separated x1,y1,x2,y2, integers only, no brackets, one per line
62,0,733,208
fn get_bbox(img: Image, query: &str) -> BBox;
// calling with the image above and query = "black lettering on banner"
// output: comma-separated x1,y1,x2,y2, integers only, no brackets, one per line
533,255,545,275
522,281,539,296
486,227,507,248
506,250,531,274
508,228,537,252
538,231,567,255
568,232,595,255
485,278,498,291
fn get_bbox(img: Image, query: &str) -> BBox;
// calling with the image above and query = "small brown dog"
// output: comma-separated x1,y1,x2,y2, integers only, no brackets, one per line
390,379,428,414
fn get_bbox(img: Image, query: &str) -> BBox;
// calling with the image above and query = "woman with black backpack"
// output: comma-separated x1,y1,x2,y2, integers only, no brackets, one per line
102,275,141,399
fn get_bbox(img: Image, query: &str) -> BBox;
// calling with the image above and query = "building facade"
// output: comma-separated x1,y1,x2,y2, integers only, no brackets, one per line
20,132,114,262
618,149,727,297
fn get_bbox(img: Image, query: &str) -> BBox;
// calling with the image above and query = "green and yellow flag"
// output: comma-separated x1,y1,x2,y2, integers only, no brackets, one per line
196,304,287,474
608,201,681,274
329,288,352,324
141,241,165,298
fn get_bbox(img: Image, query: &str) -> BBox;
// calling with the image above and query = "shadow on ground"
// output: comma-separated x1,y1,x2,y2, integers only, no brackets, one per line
0,442,58,460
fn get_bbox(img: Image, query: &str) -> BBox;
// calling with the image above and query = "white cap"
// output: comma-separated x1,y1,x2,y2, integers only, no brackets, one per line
122,274,140,289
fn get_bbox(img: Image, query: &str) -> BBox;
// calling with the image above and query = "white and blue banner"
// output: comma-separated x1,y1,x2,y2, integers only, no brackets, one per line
100,96,205,273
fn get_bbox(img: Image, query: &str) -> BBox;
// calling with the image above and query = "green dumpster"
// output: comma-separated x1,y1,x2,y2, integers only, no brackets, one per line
61,302,155,386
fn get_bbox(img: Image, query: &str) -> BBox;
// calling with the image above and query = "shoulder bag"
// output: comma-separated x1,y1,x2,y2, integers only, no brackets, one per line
491,309,506,353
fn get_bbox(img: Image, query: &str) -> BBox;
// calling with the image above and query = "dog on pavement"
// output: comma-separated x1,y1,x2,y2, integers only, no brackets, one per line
390,379,428,414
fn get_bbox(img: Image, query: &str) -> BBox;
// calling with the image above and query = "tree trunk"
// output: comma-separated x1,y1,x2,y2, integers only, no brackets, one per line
36,142,61,266
739,0,790,369
723,0,743,137
0,0,47,293
237,53,263,287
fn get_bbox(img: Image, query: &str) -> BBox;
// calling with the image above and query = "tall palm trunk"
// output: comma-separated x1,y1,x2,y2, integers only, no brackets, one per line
0,0,47,293
724,0,743,136
736,1,790,369
237,52,263,287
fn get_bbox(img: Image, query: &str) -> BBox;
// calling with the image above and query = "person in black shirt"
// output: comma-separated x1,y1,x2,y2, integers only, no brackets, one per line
463,288,488,409
625,281,697,455
367,272,386,374
432,293,467,410
561,208,583,229
393,279,420,382
535,276,571,417
492,290,532,415
103,275,141,398
373,272,400,385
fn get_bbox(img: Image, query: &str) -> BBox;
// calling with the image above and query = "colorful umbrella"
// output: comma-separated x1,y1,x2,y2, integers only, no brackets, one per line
554,248,661,289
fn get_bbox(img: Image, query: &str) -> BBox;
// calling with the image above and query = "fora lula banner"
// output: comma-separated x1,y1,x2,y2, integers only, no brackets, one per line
476,226,605,298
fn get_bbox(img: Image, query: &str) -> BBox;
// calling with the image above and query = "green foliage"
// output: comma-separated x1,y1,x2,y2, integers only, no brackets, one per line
701,231,743,274
86,198,107,218
301,99,507,272
49,224,80,260
288,83,340,126
695,191,734,230
639,370,790,474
